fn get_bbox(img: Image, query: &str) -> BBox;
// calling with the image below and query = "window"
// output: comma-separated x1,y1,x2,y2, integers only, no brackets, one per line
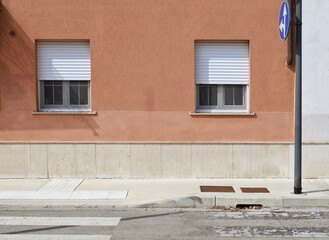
195,41,249,113
37,41,91,112
197,84,246,111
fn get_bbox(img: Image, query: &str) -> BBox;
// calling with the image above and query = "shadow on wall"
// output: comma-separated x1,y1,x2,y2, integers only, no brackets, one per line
0,3,35,111
0,4,100,136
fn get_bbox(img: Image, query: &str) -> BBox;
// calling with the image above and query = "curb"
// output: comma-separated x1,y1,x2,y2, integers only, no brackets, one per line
130,196,216,208
131,195,329,209
0,196,329,209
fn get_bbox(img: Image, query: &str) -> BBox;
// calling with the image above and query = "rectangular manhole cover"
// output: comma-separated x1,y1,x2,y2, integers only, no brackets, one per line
200,186,235,193
240,187,270,193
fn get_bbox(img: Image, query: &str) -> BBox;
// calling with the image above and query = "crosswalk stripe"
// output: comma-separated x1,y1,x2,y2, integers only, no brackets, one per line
0,217,120,226
0,234,111,240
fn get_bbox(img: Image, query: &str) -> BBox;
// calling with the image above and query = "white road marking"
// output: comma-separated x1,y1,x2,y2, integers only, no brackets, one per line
0,217,120,226
215,227,287,237
244,211,272,218
210,212,244,219
0,235,111,240
215,227,329,237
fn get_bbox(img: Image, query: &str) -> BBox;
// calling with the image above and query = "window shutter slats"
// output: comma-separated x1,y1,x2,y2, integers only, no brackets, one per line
195,42,249,85
37,42,91,81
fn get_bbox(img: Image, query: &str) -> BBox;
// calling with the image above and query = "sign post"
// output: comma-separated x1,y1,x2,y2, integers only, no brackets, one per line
278,0,302,194
294,0,302,194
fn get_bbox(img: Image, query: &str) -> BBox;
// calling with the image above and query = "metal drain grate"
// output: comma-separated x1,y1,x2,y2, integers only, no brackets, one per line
200,186,235,193
240,187,270,193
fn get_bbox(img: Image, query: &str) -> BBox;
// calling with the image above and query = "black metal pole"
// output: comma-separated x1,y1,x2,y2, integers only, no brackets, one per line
294,0,302,194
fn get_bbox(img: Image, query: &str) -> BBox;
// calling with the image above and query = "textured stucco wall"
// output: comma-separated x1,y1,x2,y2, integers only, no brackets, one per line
302,0,329,143
0,0,294,142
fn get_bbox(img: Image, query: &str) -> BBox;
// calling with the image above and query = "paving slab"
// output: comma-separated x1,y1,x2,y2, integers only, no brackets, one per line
0,191,127,200
0,179,328,208
0,179,49,191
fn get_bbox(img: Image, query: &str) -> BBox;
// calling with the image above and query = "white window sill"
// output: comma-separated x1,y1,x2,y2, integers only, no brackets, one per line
32,111,97,115
190,112,255,116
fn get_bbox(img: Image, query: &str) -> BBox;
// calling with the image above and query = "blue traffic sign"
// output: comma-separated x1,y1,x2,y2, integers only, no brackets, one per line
278,1,290,41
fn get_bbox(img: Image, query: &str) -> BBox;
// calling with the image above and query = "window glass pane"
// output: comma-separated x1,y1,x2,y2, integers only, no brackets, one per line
70,84,79,105
79,81,88,86
209,85,217,106
44,80,54,86
224,86,234,105
54,85,63,105
199,85,208,106
79,85,88,105
234,86,244,105
44,85,53,105
70,81,79,86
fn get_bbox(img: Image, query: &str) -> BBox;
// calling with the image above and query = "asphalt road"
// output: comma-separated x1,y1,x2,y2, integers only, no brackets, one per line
0,207,329,239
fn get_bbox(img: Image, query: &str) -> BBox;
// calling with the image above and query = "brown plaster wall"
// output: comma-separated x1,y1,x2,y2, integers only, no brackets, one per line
0,0,294,142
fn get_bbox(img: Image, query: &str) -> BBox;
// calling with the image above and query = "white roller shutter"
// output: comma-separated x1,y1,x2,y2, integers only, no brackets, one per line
195,42,249,85
37,41,91,81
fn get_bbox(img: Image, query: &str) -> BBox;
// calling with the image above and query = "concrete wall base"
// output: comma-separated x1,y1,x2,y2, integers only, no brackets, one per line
0,143,327,178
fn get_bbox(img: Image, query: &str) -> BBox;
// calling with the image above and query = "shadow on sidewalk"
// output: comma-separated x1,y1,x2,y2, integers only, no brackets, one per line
303,189,329,194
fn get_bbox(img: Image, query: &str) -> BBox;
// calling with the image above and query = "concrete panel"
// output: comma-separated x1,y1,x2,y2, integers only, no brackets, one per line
0,144,30,178
161,144,192,178
130,144,161,178
232,144,290,178
303,144,329,178
191,144,233,178
76,144,96,178
4,142,329,179
288,144,294,179
96,144,130,178
30,144,48,178
261,144,290,178
47,144,76,177
232,144,263,178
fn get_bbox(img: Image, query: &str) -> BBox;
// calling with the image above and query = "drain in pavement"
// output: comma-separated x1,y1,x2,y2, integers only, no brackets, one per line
240,187,270,193
200,186,235,192
236,204,263,209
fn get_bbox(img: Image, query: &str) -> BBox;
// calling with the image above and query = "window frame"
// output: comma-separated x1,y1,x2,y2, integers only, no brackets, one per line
37,40,91,113
196,84,249,113
194,41,250,114
39,80,91,112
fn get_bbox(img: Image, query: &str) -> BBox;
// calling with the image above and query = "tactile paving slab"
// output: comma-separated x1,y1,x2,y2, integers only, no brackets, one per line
38,179,84,192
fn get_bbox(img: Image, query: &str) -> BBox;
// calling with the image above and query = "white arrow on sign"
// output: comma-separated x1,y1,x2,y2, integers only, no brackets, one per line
279,4,288,37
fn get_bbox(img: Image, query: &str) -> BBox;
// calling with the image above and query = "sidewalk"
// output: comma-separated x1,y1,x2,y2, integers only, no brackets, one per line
0,179,328,209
